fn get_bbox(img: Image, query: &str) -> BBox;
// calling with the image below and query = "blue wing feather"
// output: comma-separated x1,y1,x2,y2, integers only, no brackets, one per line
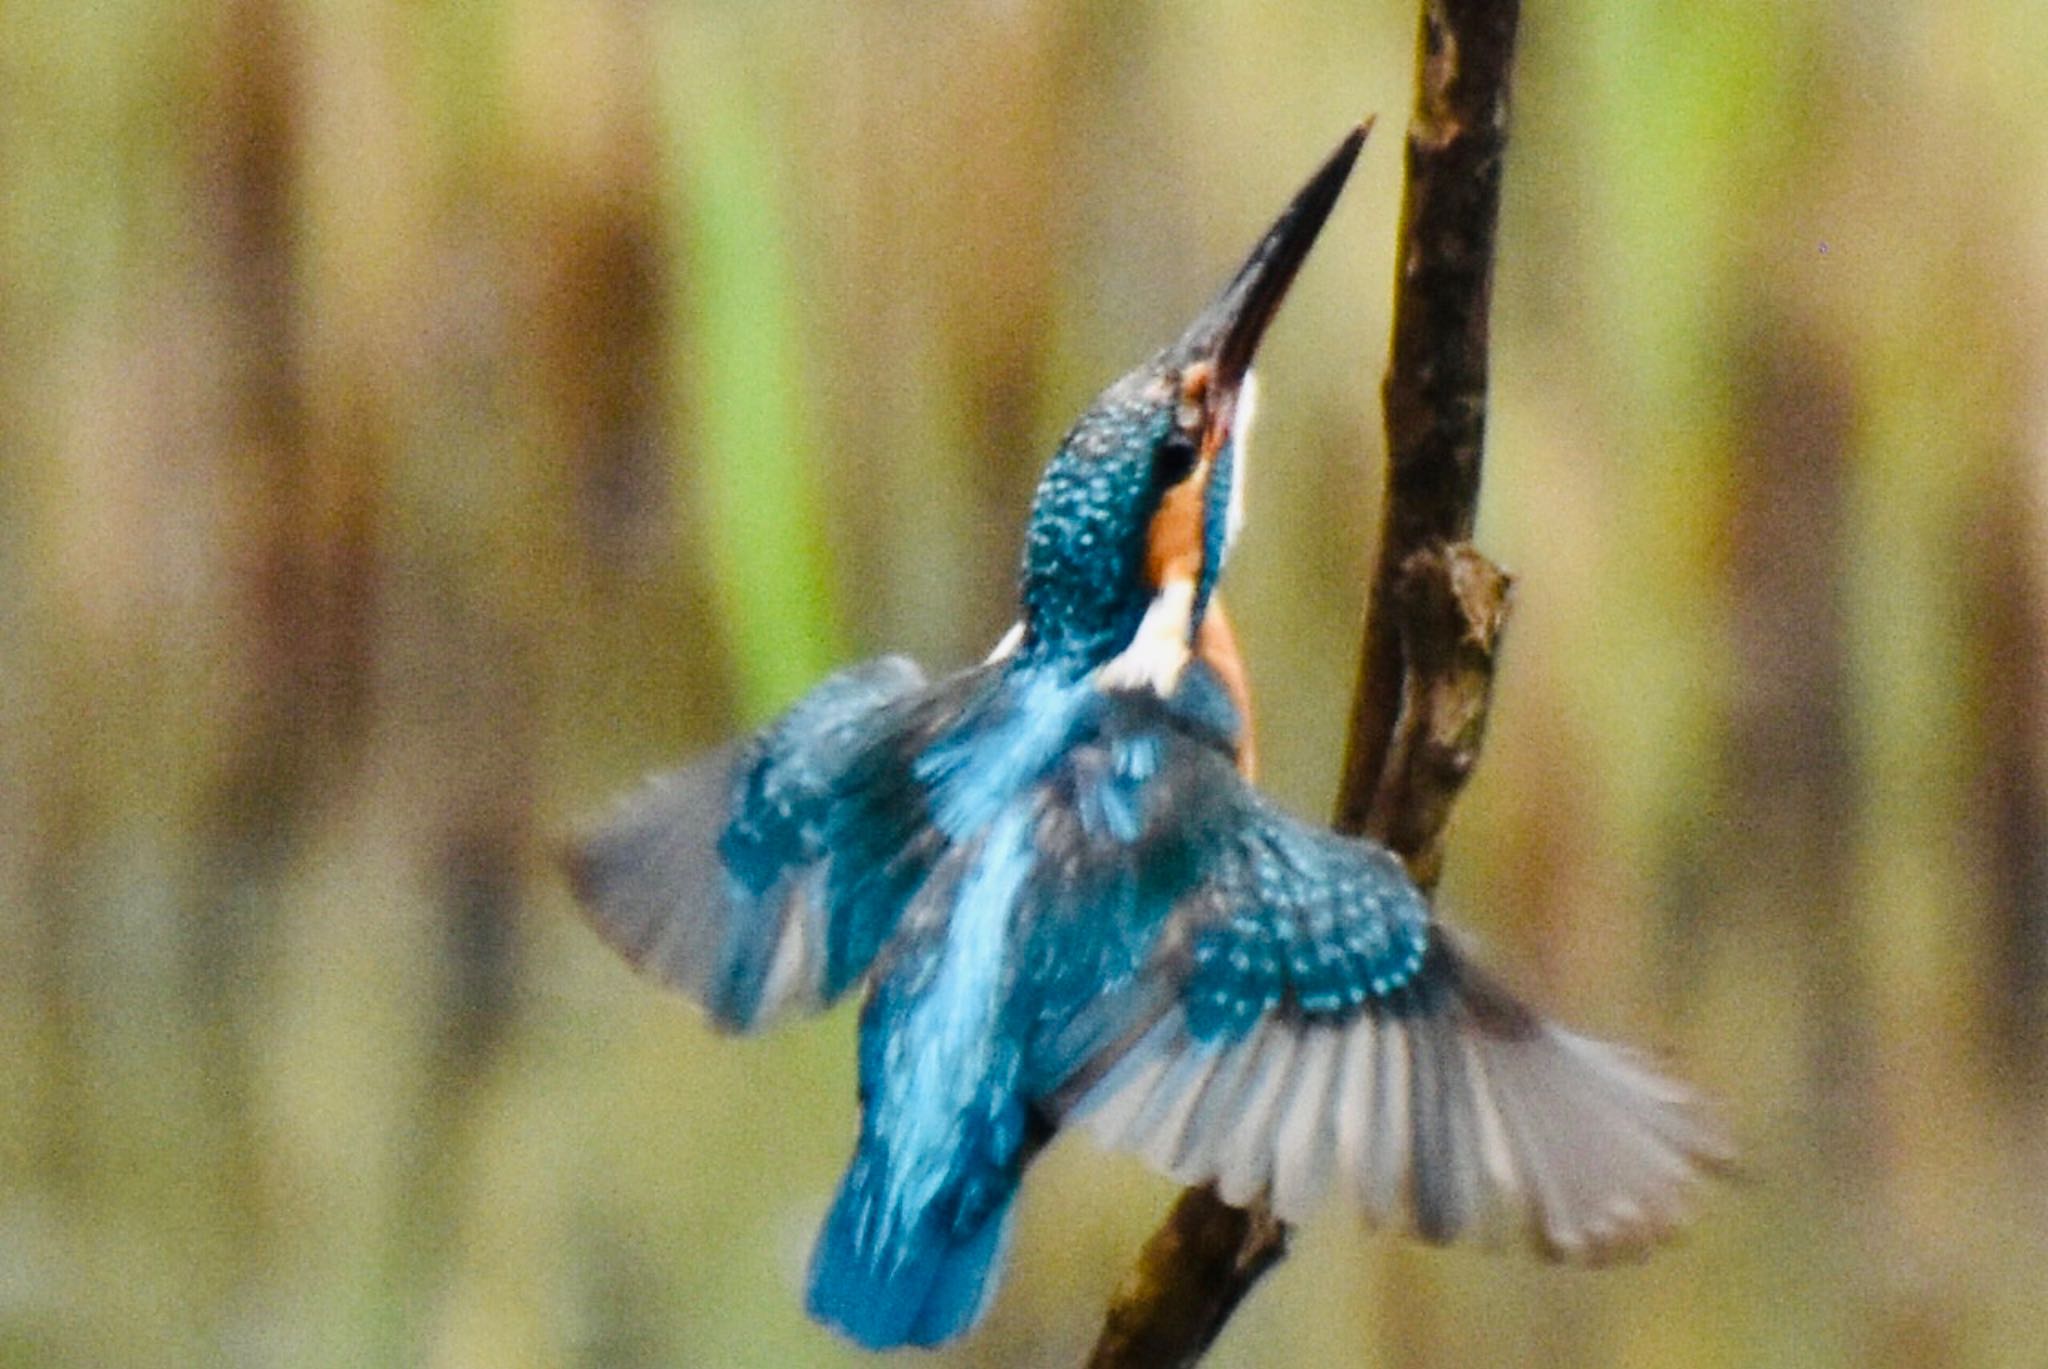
1177,801,1431,1039
567,655,938,1030
717,656,930,906
1031,691,1729,1252
1017,663,1433,1086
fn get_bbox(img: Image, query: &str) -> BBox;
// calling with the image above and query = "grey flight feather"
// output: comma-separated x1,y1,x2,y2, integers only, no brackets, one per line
1061,935,1734,1262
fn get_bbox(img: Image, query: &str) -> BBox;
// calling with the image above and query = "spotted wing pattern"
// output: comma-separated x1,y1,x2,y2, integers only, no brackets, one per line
1041,714,1730,1260
566,655,934,1032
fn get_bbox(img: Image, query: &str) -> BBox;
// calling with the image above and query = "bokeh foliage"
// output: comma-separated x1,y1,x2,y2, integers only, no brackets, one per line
2,2,2045,1366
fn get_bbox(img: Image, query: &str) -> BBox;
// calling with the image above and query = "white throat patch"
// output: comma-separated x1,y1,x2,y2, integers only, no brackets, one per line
1225,369,1257,558
1096,577,1196,696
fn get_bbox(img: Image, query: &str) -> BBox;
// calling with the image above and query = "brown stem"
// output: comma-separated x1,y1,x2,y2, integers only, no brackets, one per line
1083,1186,1290,1369
1083,1,1521,1364
1337,0,1522,839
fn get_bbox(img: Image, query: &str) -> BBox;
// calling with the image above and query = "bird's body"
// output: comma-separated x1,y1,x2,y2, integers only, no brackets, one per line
567,126,1726,1352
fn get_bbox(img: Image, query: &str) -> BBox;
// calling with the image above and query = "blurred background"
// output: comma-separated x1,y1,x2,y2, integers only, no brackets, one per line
3,1,2045,1365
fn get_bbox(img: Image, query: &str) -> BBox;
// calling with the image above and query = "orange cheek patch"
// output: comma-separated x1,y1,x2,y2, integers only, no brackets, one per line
1144,472,1208,590
1144,360,1226,592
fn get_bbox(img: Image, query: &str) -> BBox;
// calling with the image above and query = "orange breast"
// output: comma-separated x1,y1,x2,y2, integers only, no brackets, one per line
1195,594,1258,779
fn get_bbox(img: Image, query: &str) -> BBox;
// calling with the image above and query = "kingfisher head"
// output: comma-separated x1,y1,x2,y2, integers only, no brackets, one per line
1011,125,1365,687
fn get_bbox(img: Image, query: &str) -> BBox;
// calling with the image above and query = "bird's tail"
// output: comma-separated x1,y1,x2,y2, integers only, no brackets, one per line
807,1155,1018,1350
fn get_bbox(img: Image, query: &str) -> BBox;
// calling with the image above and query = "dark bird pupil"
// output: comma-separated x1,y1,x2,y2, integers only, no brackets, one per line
1155,431,1199,485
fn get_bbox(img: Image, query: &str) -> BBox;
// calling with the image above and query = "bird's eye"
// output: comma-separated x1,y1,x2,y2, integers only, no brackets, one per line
1155,430,1200,486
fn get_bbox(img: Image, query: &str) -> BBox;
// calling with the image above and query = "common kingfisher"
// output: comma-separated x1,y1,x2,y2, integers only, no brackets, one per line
568,124,1726,1352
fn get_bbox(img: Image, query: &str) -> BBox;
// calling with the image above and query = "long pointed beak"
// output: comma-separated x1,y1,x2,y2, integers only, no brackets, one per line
1171,120,1370,393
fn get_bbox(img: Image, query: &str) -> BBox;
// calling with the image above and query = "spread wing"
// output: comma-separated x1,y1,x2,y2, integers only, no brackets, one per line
566,655,947,1032
1036,707,1730,1262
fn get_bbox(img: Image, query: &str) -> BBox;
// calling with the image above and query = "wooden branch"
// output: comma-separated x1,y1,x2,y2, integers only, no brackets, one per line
1337,0,1523,839
1083,1185,1290,1369
1364,543,1513,890
1083,2,1522,1364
